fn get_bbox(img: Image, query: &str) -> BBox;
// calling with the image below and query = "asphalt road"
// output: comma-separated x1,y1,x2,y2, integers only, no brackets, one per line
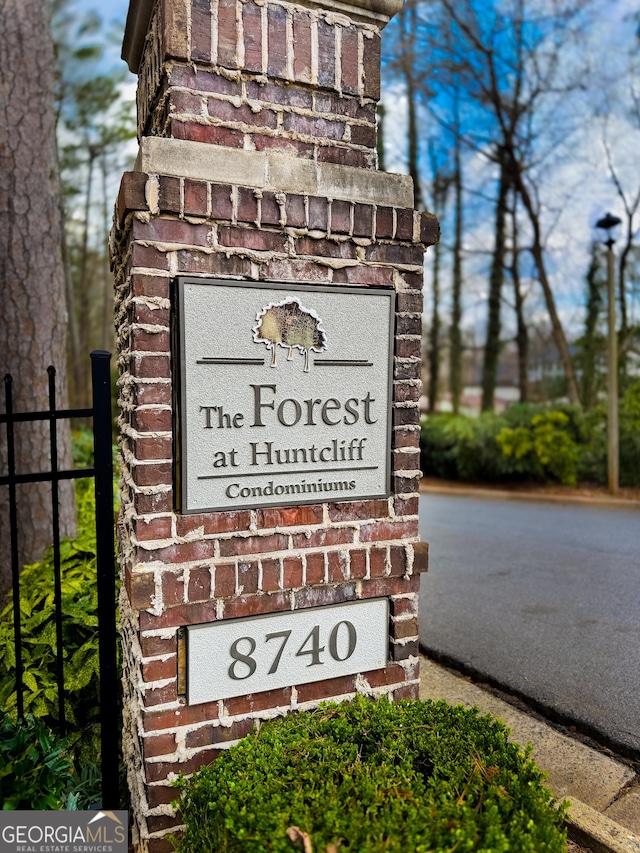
418,492,640,756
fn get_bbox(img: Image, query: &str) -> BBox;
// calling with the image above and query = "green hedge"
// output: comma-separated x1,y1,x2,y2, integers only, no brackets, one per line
173,696,567,853
420,381,640,487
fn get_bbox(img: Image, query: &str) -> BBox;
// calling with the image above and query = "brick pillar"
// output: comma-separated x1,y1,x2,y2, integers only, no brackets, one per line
114,1,437,850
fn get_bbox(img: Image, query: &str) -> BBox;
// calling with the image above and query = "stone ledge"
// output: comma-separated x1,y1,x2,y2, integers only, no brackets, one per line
135,137,414,207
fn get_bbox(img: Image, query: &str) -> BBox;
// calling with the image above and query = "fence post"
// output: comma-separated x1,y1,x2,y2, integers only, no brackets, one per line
91,350,119,808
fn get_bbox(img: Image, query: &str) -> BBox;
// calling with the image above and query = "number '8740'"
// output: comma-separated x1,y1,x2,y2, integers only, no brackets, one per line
228,620,357,681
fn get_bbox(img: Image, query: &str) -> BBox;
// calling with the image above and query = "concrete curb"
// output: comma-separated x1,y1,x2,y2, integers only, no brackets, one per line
419,656,640,853
419,481,640,510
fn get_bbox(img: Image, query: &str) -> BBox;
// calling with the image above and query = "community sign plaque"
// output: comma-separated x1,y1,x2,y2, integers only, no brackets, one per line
174,278,395,513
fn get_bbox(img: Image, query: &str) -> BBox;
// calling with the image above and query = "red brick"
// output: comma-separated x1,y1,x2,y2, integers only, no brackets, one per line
184,725,215,748
392,428,419,450
237,560,259,594
360,520,417,543
145,749,220,783
214,563,236,597
341,27,359,94
395,339,421,360
394,382,421,404
362,32,381,99
131,244,169,271
365,665,407,689
396,291,423,314
177,249,252,278
246,80,314,110
262,558,281,591
223,686,291,717
144,539,216,564
162,572,185,607
295,236,356,260
317,146,372,168
307,196,328,231
219,533,288,557
328,500,388,522
243,1,263,72
147,814,181,835
145,682,178,707
133,383,171,408
188,566,211,601
369,547,386,578
133,300,169,325
393,617,418,640
236,186,258,223
394,474,421,494
284,113,345,141
331,264,394,287
293,584,357,611
134,217,210,247
393,407,420,428
376,207,394,238
143,700,219,732
296,674,356,704
257,505,323,528
282,556,303,588
222,591,290,619
127,571,156,610
263,259,331,283
327,550,347,582
420,211,439,245
360,576,420,599
393,682,419,700
117,172,148,225
330,200,351,234
397,315,422,336
132,274,170,300
176,510,251,537
219,225,286,252
207,98,278,129
172,121,244,147
392,640,419,662
191,0,213,61
136,491,173,514
349,549,367,579
395,208,413,240
353,204,373,239
139,601,217,630
350,123,377,148
317,19,336,88
401,271,426,291
131,328,170,352
292,527,354,549
141,635,176,657
147,785,177,808
210,184,233,219
305,552,325,584
391,597,418,618
170,89,205,117
143,657,177,683
158,175,181,213
170,66,239,97
131,460,171,486
260,191,281,225
293,11,312,82
134,516,172,541
285,194,305,227
394,496,419,517
267,5,288,77
183,179,208,216
217,0,238,68
365,243,424,266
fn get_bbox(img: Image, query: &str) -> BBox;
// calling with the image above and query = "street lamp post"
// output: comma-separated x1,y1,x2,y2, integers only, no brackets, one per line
595,212,622,496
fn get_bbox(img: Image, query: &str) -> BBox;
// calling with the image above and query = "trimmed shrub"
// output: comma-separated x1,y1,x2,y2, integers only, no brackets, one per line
174,696,567,853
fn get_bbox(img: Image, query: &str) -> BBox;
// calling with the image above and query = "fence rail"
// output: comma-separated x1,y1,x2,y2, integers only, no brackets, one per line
0,350,119,808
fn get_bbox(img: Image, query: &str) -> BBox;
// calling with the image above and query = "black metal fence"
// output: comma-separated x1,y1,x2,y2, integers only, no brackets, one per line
0,350,119,808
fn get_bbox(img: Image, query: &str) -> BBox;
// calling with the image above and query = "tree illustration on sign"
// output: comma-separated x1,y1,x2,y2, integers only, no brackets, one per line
253,297,327,372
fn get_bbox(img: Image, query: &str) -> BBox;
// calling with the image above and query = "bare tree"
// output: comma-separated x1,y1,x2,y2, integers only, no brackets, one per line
0,0,75,601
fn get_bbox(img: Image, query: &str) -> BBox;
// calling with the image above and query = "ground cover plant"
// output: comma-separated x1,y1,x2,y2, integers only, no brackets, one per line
420,381,640,488
0,429,120,808
174,695,567,853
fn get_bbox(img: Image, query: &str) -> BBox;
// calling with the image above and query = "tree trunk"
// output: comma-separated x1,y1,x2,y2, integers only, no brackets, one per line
78,144,96,407
513,168,581,406
0,0,76,603
510,202,529,403
580,244,603,410
481,150,509,412
450,131,463,414
399,3,423,209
